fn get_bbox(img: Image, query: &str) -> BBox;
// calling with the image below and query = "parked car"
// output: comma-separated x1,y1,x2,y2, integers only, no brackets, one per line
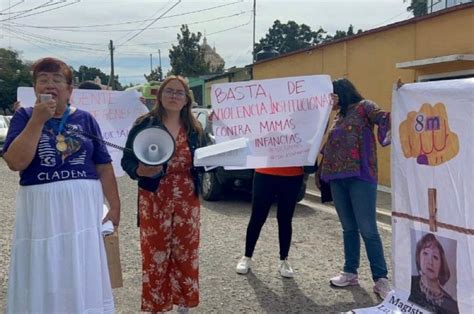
0,115,10,154
3,115,12,126
192,108,308,202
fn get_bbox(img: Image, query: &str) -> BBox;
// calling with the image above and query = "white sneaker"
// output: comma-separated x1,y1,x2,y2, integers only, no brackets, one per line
236,256,252,274
177,306,189,313
279,259,294,278
329,272,359,287
373,278,393,299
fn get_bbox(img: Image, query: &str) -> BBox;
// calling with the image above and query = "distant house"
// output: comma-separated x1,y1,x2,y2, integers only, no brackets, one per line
188,66,253,108
428,0,473,14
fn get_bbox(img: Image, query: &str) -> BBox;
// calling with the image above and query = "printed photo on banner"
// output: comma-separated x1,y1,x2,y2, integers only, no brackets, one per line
391,78,473,313
205,75,333,168
17,87,148,176
409,230,459,314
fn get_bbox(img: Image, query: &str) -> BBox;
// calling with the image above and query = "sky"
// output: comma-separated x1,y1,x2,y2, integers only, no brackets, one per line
0,0,413,85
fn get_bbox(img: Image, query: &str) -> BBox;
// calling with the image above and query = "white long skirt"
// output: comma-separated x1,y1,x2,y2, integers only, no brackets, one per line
6,179,114,314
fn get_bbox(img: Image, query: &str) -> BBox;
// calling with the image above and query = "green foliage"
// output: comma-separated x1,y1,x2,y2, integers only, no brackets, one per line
324,24,363,42
0,48,32,112
144,66,163,82
254,20,326,55
169,25,211,77
405,0,428,17
72,65,123,90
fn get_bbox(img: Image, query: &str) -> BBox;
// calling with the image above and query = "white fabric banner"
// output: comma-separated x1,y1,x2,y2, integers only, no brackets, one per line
17,87,148,177
353,78,474,313
206,75,332,168
388,78,473,313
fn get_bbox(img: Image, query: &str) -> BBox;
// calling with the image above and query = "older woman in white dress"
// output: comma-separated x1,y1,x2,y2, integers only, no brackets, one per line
3,57,120,313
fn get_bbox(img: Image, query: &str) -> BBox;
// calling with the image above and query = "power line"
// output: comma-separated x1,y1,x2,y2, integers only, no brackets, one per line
371,9,413,28
2,26,109,60
118,17,252,48
3,24,107,52
2,30,77,65
0,0,53,16
7,11,251,33
6,0,245,28
0,0,24,14
0,1,81,22
118,0,182,46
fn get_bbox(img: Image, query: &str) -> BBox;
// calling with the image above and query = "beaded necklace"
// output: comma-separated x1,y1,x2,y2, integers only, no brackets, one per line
419,277,444,306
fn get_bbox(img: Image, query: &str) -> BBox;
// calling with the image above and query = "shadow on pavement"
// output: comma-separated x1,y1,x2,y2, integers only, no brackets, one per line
245,272,362,313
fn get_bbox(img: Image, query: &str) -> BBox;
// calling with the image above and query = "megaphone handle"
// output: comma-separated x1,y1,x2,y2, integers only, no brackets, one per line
65,125,132,153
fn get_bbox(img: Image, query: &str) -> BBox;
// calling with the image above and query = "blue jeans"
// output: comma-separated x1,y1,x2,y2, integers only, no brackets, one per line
330,178,388,281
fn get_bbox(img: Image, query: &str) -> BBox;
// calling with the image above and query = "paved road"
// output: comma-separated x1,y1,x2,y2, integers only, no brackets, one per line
0,159,392,313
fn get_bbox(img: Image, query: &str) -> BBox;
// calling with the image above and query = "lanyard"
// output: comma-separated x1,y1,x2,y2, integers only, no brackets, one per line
47,105,71,134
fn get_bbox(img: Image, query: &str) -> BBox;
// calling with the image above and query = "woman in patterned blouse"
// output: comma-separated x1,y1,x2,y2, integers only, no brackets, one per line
317,78,393,299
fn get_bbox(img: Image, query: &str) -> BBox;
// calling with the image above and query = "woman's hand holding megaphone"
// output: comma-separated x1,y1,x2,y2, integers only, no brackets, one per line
136,163,163,178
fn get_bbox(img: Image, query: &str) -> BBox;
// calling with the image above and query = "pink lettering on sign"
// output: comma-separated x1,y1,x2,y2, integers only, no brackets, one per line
212,102,268,121
287,80,305,95
254,133,302,148
71,91,115,106
259,118,295,133
214,124,252,137
214,83,268,104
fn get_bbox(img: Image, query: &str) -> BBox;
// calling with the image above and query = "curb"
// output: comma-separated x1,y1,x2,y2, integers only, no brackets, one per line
303,190,392,226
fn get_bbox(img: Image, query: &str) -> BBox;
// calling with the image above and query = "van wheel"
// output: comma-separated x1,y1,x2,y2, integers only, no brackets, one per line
201,171,223,201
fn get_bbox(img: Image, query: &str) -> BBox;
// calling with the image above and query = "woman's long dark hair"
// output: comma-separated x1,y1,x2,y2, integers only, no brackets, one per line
332,78,364,116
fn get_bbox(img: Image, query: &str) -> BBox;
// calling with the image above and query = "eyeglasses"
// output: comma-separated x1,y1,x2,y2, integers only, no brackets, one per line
36,76,67,86
163,88,186,99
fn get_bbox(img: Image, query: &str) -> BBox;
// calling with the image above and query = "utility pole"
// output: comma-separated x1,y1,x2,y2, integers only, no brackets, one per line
150,53,153,73
158,49,162,81
107,40,115,90
252,0,256,62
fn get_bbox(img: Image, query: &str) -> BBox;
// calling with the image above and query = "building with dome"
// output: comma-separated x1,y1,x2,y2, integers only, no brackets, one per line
200,37,225,72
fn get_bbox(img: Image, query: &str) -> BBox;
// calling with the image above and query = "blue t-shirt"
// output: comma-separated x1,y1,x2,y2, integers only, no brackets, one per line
3,107,112,186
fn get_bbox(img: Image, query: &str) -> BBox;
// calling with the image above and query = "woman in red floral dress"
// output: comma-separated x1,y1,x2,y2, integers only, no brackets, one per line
121,76,204,312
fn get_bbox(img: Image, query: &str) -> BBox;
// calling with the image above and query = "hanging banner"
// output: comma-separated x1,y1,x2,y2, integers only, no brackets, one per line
355,78,474,313
200,75,332,168
17,87,148,177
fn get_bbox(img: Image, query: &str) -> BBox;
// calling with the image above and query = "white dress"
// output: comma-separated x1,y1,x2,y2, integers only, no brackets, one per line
7,179,114,313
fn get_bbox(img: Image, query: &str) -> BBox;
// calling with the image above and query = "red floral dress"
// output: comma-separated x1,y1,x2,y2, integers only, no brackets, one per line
138,127,200,312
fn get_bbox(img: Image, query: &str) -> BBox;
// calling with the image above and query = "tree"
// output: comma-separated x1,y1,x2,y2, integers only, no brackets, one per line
169,25,210,76
144,66,163,82
254,20,326,55
324,24,363,42
0,48,32,113
72,65,123,90
404,0,427,17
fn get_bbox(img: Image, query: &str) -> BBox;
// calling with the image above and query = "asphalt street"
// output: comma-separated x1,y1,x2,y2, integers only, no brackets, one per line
0,159,392,313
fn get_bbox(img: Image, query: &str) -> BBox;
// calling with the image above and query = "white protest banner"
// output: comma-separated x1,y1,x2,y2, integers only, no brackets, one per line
206,75,332,168
356,78,474,314
18,87,149,177
390,78,473,313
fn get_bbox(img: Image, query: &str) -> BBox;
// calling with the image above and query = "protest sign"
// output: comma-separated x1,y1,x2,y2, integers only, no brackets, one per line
354,78,473,313
17,87,148,177
198,75,332,168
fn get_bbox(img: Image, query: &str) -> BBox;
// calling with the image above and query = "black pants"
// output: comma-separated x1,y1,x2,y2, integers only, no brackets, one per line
244,172,304,260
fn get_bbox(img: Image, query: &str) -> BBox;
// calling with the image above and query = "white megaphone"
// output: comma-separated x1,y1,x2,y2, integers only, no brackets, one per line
132,126,176,166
